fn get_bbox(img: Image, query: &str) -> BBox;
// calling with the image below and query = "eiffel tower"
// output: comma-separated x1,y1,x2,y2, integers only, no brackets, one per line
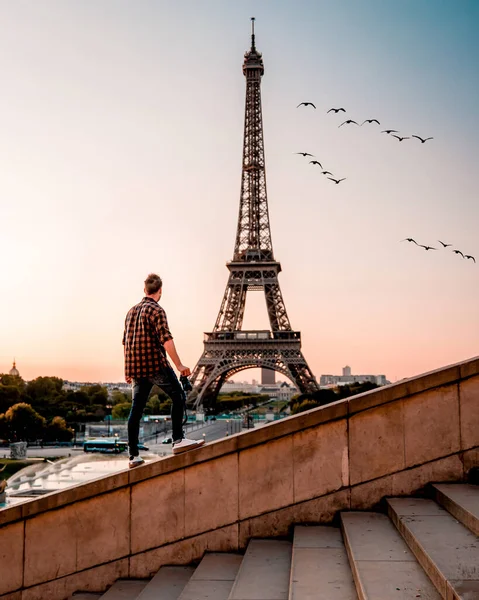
190,19,319,411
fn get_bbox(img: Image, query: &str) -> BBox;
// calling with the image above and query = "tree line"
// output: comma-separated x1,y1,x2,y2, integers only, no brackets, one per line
289,381,380,414
0,373,173,442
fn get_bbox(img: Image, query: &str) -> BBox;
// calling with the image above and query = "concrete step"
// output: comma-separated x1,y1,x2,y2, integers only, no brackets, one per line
99,579,149,600
228,539,292,600
341,512,440,599
70,594,103,600
136,566,195,600
178,553,242,600
289,525,357,599
433,483,479,537
387,498,479,599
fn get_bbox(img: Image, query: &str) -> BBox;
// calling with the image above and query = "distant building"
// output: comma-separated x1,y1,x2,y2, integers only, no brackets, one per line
8,359,20,377
320,366,389,388
261,368,275,385
220,379,298,400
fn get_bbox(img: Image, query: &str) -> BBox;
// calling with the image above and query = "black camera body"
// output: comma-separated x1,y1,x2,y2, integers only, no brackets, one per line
180,375,193,393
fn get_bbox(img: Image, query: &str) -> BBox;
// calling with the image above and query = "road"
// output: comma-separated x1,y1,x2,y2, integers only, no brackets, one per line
6,419,245,459
145,419,243,455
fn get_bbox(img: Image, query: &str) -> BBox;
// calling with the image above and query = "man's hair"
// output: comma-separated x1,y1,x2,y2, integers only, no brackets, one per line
144,273,162,295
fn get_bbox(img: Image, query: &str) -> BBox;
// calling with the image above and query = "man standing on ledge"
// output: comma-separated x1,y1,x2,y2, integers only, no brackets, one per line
123,273,204,468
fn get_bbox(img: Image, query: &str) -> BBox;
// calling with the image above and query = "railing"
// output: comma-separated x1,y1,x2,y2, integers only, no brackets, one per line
205,330,301,342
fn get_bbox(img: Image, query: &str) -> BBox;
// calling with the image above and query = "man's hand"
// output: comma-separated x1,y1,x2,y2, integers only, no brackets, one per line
178,365,191,377
126,376,132,384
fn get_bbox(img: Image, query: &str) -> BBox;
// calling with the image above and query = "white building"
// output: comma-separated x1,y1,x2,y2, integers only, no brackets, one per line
320,366,389,388
220,379,298,400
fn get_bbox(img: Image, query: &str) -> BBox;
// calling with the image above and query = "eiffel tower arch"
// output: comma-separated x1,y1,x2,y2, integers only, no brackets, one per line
190,19,319,411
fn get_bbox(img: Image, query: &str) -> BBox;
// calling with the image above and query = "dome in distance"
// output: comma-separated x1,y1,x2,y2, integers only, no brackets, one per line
9,360,20,377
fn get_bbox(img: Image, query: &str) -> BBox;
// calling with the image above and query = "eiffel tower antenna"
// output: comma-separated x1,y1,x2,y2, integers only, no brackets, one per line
189,21,319,411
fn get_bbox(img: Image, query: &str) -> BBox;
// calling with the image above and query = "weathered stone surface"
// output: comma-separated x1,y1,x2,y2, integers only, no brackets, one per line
290,527,357,600
129,525,239,579
341,512,441,599
21,558,128,600
293,420,348,502
403,385,460,467
350,475,393,511
21,471,130,519
184,453,238,537
459,376,479,450
349,401,405,485
228,539,291,600
433,483,479,537
9,442,27,460
131,469,185,553
388,498,479,598
135,566,194,600
239,489,350,548
24,488,130,586
239,436,294,519
392,455,464,496
99,579,148,599
0,521,23,596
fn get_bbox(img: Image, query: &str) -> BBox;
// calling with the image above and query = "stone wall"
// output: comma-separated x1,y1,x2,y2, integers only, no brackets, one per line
0,356,478,600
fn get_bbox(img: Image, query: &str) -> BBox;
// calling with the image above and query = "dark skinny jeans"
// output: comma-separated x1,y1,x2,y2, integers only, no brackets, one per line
128,367,184,457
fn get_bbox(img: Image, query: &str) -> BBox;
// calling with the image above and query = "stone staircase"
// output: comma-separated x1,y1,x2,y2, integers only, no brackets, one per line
69,483,479,600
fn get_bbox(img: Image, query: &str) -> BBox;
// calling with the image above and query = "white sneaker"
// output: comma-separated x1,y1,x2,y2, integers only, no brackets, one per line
129,456,145,469
172,438,205,455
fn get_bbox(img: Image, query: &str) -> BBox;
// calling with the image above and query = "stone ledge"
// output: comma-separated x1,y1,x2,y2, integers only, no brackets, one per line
0,355,477,527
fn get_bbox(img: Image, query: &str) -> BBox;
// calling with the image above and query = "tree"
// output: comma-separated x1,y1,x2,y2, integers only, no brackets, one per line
0,373,26,392
291,399,321,415
5,403,46,441
81,385,109,407
0,385,21,413
112,402,132,419
0,413,8,440
44,416,74,442
111,389,131,406
144,395,162,415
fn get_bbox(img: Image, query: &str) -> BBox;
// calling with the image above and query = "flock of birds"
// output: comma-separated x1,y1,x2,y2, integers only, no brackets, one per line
294,102,476,266
402,238,475,263
294,102,434,185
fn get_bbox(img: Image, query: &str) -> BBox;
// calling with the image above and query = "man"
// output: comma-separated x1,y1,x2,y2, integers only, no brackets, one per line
123,273,204,468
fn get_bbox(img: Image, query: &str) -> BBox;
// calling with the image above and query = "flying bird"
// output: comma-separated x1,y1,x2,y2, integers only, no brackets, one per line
465,255,476,263
381,129,398,134
297,102,316,109
321,171,333,176
328,177,346,184
419,245,436,251
339,120,359,128
453,250,465,258
327,107,346,113
438,240,452,248
401,238,418,245
392,135,410,142
309,160,323,168
361,119,380,125
295,152,314,157
412,135,434,143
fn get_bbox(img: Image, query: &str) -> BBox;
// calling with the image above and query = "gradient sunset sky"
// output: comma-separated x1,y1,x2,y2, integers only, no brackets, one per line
1,1,478,384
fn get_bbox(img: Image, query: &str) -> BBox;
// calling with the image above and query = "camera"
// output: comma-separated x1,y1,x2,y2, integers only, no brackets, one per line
180,375,193,393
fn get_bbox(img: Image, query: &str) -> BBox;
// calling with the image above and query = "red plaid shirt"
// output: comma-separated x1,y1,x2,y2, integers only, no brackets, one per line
123,297,173,379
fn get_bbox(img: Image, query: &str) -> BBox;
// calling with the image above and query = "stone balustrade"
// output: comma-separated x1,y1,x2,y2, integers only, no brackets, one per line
0,356,478,600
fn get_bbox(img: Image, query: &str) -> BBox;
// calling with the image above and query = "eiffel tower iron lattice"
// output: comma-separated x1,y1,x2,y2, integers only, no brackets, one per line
189,19,319,411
